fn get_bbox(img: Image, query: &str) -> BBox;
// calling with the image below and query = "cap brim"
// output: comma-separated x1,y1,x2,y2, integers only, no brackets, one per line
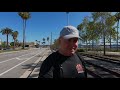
63,35,80,39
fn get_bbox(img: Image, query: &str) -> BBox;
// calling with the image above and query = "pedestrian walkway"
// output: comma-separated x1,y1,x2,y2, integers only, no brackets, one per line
20,49,51,78
28,55,48,78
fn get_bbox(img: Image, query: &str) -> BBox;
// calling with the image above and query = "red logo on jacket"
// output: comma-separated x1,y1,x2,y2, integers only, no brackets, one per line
76,64,84,73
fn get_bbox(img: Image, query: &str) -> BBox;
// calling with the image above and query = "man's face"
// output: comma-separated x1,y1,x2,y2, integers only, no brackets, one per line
59,37,78,56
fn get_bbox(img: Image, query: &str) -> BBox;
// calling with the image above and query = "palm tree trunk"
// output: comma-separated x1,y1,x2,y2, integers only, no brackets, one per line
7,34,8,49
23,19,26,49
24,20,26,47
14,39,15,50
23,19,25,49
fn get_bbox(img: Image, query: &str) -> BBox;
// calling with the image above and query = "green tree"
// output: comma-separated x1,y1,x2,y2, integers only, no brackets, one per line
90,13,103,50
51,39,59,50
77,16,90,52
1,41,6,48
18,12,31,49
115,12,120,51
10,42,14,47
91,12,115,55
105,15,117,50
86,21,99,50
0,27,13,49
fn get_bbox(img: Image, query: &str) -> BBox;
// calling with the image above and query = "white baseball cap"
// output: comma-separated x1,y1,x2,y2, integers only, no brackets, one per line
60,25,80,39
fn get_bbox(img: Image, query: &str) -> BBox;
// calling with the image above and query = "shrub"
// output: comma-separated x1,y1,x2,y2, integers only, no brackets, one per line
77,48,85,52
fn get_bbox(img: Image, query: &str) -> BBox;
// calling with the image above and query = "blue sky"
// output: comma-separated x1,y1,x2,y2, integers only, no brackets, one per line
0,12,91,44
0,12,119,45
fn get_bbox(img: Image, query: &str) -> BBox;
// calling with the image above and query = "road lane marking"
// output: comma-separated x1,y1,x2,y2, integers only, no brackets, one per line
0,48,39,55
21,50,51,78
20,52,48,78
15,57,21,60
0,51,43,77
20,56,43,78
28,56,47,78
15,57,29,60
0,50,41,64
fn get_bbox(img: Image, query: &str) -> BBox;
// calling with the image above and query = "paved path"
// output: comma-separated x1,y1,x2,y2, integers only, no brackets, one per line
20,49,51,78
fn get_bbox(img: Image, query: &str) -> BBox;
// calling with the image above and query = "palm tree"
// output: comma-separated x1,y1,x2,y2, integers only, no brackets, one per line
47,37,49,45
18,12,31,49
12,31,18,49
43,38,45,42
115,12,120,51
42,38,45,45
0,27,13,49
35,40,38,45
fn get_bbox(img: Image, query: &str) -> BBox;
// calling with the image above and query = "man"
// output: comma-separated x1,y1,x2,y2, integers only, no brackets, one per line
38,25,87,78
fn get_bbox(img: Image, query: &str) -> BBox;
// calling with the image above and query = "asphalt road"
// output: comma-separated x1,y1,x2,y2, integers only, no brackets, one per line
0,47,50,78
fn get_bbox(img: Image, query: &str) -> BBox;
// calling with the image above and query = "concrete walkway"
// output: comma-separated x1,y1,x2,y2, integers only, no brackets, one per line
20,49,51,78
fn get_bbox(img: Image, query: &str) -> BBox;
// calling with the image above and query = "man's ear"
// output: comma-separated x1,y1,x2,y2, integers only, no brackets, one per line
58,37,61,44
58,37,62,44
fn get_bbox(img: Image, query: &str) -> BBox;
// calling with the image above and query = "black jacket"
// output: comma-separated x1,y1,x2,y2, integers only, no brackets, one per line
38,51,87,78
